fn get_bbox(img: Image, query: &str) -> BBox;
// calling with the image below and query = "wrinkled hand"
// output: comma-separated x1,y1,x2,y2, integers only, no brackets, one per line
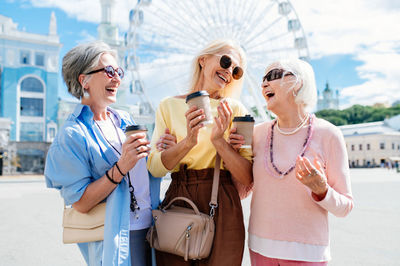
295,156,328,201
118,133,150,174
156,128,177,152
228,127,244,151
211,100,232,144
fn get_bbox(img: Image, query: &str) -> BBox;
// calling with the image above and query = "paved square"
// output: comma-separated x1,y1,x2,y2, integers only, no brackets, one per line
0,168,399,266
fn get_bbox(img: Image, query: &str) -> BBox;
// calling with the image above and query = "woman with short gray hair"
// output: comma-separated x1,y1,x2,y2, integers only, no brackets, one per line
45,41,160,266
230,58,354,265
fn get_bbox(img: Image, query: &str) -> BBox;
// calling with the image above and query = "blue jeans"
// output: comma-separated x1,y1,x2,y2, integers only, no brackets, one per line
130,228,151,266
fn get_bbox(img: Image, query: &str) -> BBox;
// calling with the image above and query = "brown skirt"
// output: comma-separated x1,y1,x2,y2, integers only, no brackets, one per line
155,166,245,266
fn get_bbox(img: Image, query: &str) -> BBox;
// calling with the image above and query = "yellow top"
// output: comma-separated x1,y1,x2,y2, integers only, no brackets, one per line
147,96,253,177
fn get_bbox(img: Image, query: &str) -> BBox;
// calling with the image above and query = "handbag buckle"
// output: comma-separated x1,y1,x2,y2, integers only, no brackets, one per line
209,203,218,218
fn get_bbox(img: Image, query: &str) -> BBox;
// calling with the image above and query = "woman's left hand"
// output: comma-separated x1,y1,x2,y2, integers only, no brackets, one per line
295,156,328,201
211,100,232,144
156,128,177,152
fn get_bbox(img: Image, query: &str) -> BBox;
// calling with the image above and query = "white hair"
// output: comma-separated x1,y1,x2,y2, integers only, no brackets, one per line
271,58,317,111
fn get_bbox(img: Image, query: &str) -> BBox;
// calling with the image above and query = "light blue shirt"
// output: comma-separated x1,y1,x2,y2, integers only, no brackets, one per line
45,104,161,266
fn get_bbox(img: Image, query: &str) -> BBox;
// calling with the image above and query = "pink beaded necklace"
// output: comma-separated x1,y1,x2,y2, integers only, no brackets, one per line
267,114,315,178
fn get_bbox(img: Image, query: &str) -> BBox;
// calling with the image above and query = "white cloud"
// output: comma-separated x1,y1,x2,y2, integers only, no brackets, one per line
29,0,132,30
291,0,400,57
291,0,400,106
340,44,400,107
27,0,400,107
77,29,97,44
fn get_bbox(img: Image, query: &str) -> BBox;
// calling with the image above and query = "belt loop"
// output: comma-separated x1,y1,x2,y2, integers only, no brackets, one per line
178,164,188,182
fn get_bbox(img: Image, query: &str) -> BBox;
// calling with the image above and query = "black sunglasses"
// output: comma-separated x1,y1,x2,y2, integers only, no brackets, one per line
219,55,244,80
263,68,293,82
86,65,124,79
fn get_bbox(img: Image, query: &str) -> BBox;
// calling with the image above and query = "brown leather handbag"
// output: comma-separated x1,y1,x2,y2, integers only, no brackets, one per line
146,154,221,261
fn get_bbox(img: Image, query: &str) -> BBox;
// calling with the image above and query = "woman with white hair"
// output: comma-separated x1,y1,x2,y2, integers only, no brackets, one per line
45,41,160,266
230,58,354,265
147,39,253,265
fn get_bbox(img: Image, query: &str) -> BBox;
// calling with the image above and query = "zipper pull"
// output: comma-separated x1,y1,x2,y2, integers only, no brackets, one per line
186,225,192,239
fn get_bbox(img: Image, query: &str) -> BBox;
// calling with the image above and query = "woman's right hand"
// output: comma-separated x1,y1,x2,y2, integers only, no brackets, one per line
118,133,150,174
184,105,205,148
229,127,245,151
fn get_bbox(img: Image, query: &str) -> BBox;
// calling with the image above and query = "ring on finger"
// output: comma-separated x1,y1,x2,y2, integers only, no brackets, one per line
307,169,318,177
310,169,318,176
163,143,167,149
136,147,140,153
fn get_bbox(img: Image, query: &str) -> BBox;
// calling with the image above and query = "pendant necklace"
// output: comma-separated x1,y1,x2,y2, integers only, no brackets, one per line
94,115,140,218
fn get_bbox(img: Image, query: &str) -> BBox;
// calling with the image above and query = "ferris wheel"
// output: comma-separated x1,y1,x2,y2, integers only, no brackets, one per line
124,0,310,121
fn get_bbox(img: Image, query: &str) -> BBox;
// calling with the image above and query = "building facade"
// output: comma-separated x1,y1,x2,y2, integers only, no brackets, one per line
0,13,61,174
317,82,339,111
340,116,400,168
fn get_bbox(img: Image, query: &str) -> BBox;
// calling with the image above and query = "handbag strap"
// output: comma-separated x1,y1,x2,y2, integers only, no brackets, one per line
209,153,221,218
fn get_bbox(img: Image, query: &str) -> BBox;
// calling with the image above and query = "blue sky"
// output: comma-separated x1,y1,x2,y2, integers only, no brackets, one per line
1,0,399,109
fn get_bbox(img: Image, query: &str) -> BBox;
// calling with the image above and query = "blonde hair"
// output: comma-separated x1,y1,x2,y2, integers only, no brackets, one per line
188,39,247,98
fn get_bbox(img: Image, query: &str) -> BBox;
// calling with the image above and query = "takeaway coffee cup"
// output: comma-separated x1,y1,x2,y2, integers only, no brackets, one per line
233,115,255,149
185,90,213,126
125,125,148,137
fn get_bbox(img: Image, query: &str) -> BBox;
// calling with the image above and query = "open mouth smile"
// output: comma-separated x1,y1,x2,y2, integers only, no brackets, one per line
106,87,117,93
265,91,275,99
217,71,229,83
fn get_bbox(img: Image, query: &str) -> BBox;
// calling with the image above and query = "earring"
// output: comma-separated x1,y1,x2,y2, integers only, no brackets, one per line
83,89,90,99
292,90,298,97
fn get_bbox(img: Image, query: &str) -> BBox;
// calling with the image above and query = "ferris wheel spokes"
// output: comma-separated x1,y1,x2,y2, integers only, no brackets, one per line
127,0,310,122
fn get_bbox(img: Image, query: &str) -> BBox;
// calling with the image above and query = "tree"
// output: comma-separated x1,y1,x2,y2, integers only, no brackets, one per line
315,104,400,125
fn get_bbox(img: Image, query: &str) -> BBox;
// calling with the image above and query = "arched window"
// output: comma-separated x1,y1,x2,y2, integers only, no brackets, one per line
21,77,43,92
19,76,45,141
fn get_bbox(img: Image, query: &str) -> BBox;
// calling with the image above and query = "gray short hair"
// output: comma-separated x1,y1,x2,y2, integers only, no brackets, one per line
62,41,117,99
270,58,317,111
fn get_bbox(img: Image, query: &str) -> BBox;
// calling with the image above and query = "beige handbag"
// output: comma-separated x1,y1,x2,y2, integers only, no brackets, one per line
62,202,106,244
146,154,221,261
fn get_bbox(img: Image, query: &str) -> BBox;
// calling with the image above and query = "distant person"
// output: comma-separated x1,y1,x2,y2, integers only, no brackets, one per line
147,39,252,265
229,58,354,265
45,41,160,266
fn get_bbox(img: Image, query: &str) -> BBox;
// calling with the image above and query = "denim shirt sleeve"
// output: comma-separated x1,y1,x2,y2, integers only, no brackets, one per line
45,124,93,205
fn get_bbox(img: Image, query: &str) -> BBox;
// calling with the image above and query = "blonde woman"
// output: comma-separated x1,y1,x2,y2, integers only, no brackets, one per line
147,40,252,266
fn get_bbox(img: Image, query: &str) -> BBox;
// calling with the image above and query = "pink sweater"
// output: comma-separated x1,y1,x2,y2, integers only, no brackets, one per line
248,117,353,246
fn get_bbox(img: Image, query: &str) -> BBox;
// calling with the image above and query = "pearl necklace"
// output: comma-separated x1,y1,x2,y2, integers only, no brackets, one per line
268,114,314,178
275,113,310,135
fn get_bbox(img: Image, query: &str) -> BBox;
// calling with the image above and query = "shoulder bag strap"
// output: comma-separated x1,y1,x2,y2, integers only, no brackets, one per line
209,153,221,218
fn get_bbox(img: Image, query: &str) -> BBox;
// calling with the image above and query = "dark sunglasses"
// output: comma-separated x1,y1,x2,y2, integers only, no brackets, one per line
263,68,293,82
219,55,244,80
86,65,124,79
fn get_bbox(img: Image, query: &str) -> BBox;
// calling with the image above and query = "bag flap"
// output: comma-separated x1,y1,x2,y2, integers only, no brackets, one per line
63,202,106,229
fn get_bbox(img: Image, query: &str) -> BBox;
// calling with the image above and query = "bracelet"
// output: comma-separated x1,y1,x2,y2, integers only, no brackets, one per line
115,162,127,176
105,169,120,185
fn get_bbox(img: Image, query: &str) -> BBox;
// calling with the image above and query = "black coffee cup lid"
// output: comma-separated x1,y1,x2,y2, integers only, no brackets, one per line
125,125,148,132
185,90,210,103
233,114,255,122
